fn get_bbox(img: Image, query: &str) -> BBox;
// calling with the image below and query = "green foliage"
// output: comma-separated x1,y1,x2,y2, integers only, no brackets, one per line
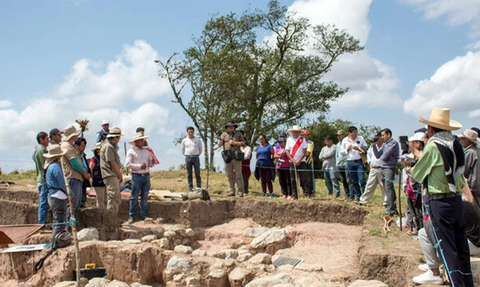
159,0,363,170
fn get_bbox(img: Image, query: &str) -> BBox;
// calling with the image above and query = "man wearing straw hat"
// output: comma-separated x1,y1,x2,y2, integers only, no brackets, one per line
100,127,124,214
126,132,155,224
286,125,309,199
61,125,90,226
407,107,473,286
43,144,69,245
459,128,480,211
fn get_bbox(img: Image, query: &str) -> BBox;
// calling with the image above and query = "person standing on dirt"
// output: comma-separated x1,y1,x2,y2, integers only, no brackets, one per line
256,134,275,198
275,137,292,199
408,107,473,287
218,121,246,197
335,130,350,199
126,132,155,224
378,128,400,216
181,126,203,190
61,125,90,227
285,125,309,199
359,132,386,206
100,127,124,214
239,130,252,195
319,135,340,197
89,143,107,208
33,131,50,225
43,145,69,245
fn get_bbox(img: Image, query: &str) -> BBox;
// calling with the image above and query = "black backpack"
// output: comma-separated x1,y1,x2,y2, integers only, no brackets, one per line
35,231,72,271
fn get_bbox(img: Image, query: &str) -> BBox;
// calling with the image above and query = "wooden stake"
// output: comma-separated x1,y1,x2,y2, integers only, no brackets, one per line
398,170,403,232
124,142,129,175
60,158,81,286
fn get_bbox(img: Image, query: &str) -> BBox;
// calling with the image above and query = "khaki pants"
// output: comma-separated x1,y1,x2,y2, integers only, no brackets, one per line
225,159,244,196
359,167,386,205
94,186,107,209
103,176,121,214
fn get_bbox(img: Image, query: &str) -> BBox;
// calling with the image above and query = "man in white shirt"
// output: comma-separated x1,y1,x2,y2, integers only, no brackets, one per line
286,125,309,199
181,126,203,190
341,126,368,203
359,132,387,206
126,132,155,224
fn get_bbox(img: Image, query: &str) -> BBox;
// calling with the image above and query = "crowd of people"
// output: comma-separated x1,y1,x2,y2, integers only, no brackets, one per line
32,107,480,286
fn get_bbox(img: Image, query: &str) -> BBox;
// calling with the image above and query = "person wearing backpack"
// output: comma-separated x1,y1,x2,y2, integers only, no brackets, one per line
44,144,69,245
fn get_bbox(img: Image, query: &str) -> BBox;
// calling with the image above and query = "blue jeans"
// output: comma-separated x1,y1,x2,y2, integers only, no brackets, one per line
347,161,366,199
67,178,83,226
37,182,49,224
185,156,201,189
130,174,151,218
48,197,67,245
324,169,340,196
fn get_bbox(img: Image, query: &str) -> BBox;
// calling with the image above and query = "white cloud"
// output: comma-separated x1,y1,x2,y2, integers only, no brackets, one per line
402,0,480,49
287,0,403,110
0,100,12,108
404,51,480,117
0,40,171,150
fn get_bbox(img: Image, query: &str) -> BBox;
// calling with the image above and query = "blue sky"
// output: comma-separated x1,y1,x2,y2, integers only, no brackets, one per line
1,0,480,173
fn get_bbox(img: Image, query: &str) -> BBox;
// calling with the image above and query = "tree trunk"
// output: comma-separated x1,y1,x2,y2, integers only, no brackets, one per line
209,129,215,171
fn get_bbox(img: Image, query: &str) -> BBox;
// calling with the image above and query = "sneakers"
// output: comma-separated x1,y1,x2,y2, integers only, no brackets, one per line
353,198,359,204
418,264,429,272
269,193,274,198
281,195,287,199
412,270,443,285
127,217,134,224
227,193,236,197
261,193,266,197
287,196,293,200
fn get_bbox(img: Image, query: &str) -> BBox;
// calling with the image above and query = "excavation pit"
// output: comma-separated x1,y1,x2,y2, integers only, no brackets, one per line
0,187,421,287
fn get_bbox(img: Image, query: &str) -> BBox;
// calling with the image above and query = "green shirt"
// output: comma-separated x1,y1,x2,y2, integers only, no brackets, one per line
33,145,47,183
411,142,465,194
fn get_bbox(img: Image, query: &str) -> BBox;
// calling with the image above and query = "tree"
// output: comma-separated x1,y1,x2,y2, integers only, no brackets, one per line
158,0,363,170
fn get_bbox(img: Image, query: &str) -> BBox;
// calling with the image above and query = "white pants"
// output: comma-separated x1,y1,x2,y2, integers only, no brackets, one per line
359,168,386,205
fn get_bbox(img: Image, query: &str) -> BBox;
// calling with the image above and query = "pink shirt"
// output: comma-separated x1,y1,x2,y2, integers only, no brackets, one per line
126,146,154,174
275,147,290,168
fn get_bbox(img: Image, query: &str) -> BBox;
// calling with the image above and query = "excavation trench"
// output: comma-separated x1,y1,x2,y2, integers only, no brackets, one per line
0,187,417,286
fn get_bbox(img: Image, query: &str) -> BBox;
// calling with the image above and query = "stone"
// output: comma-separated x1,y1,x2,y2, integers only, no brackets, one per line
236,253,253,262
173,274,184,282
207,269,228,287
185,228,195,238
181,238,191,246
80,277,89,287
85,278,109,287
122,239,141,244
107,280,130,287
295,277,324,287
77,227,100,242
223,259,236,268
151,226,165,238
164,230,177,239
192,249,207,257
228,267,254,287
348,280,388,287
143,218,154,225
185,276,201,287
141,234,157,242
53,282,77,287
176,228,188,238
244,273,294,287
130,284,153,287
165,256,192,276
243,227,270,238
213,249,239,260
250,229,287,254
174,245,193,254
295,263,324,272
272,284,295,287
248,253,272,265
155,217,166,224
276,265,294,272
173,238,182,246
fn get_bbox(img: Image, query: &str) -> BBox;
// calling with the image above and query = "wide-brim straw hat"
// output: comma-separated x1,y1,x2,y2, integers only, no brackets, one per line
418,107,462,131
287,125,305,135
128,132,149,145
225,121,238,129
43,144,67,169
91,142,102,152
458,129,480,147
107,127,124,138
63,125,81,141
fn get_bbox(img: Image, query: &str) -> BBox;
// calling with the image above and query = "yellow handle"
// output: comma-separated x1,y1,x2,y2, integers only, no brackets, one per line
85,263,96,269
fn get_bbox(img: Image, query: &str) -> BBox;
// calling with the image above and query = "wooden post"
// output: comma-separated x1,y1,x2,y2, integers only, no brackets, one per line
124,142,129,175
398,170,403,231
60,158,81,287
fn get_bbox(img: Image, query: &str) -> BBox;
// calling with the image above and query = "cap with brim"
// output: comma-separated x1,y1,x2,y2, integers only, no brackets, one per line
287,125,305,135
458,129,480,147
408,132,425,142
91,142,102,152
128,132,149,145
63,125,81,141
418,107,462,131
225,121,238,129
107,127,124,138
101,119,109,126
337,130,345,136
49,128,63,137
277,137,286,142
43,144,67,169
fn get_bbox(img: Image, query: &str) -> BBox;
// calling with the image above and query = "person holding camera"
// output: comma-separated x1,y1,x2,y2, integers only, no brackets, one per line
218,121,246,197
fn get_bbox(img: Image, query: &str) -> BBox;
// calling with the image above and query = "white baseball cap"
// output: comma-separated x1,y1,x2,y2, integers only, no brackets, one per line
408,132,425,142
101,119,109,126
